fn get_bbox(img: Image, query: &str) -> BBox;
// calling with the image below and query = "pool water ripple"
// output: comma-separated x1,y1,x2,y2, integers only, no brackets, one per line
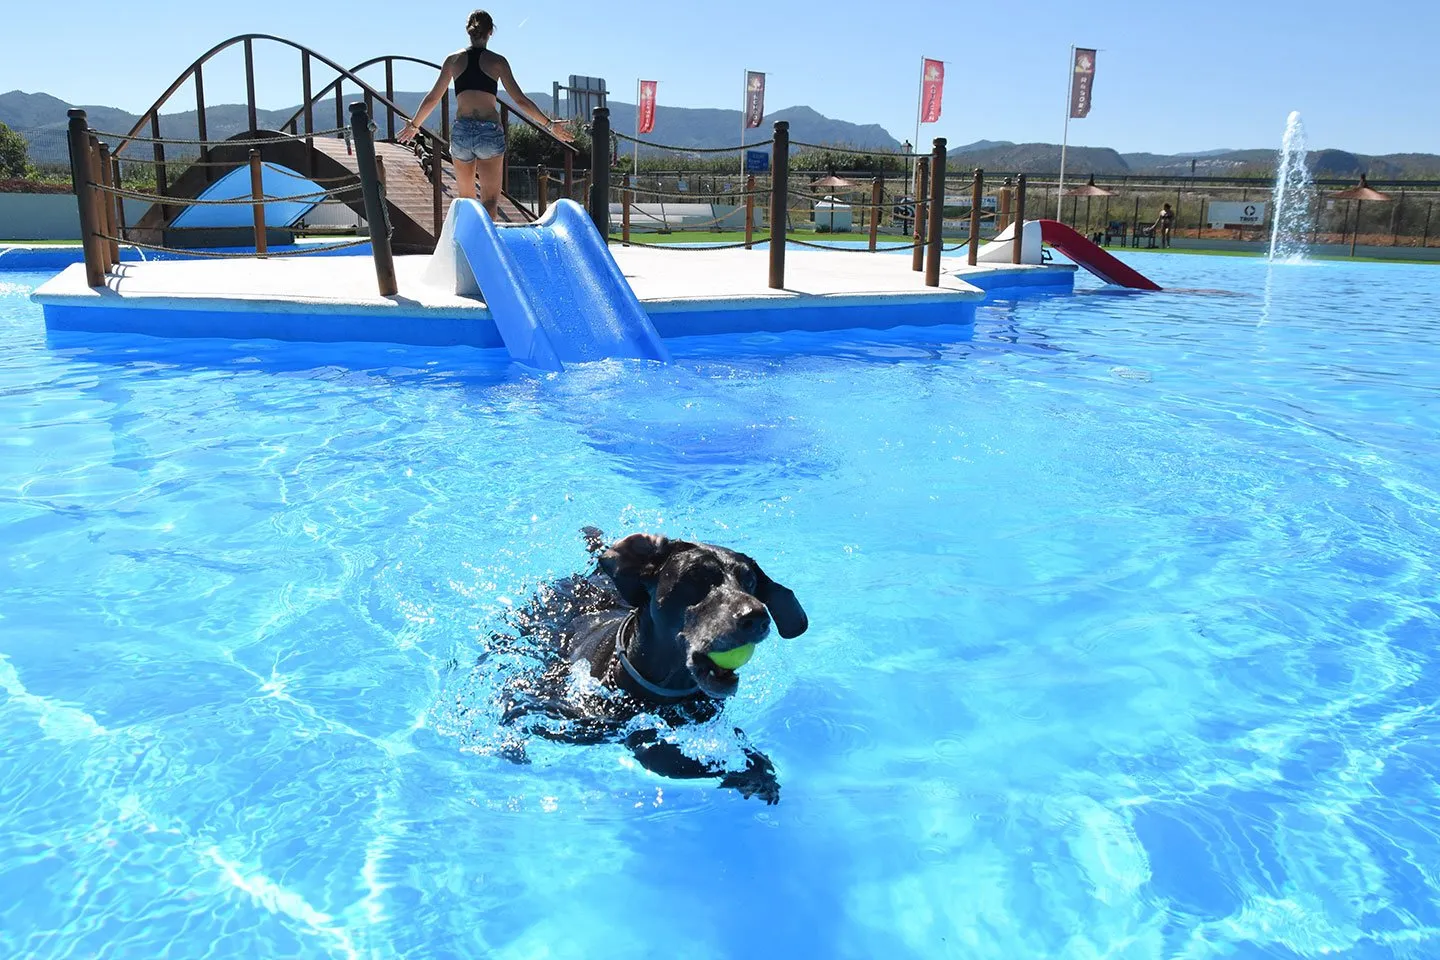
2,254,1440,957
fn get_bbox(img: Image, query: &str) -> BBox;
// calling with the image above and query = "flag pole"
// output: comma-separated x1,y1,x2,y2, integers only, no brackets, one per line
913,56,923,162
739,68,747,185
1057,45,1073,219
633,78,640,182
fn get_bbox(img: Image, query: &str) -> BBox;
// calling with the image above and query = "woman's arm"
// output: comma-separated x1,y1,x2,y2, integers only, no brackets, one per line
493,55,575,143
398,56,457,143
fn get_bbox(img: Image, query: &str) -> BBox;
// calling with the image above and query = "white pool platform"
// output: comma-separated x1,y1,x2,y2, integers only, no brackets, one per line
30,246,1076,348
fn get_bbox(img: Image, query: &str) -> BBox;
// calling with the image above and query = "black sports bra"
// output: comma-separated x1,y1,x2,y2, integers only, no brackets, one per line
454,48,498,96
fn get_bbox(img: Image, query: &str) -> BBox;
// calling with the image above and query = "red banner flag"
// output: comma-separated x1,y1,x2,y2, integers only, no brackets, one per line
744,71,766,129
638,80,657,134
1070,48,1096,119
920,59,944,124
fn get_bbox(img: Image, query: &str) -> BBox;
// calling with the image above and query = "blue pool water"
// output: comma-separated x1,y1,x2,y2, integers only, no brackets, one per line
2,254,1439,958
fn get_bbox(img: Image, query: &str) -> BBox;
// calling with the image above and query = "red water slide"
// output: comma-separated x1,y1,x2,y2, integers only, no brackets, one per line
1037,219,1162,291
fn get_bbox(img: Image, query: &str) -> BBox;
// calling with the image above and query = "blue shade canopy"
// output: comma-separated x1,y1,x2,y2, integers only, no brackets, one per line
169,163,334,229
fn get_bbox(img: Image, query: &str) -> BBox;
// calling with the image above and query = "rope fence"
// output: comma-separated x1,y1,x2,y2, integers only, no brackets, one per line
613,131,774,154
100,128,350,147
95,181,362,206
67,103,399,295
98,235,372,259
67,100,990,298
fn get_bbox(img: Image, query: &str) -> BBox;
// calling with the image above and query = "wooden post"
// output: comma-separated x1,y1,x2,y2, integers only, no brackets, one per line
968,168,983,266
431,137,444,235
924,137,946,287
1350,201,1360,258
1012,174,1028,265
1133,195,1141,245
1423,200,1433,248
622,175,632,245
111,153,128,245
67,110,105,287
385,59,396,141
95,140,119,266
249,150,268,256
350,102,398,296
588,107,611,237
1390,190,1403,246
537,166,549,217
194,62,211,183
244,38,258,133
441,92,450,143
744,174,756,249
911,157,928,273
150,114,169,223
868,177,881,252
998,180,1011,231
769,120,789,289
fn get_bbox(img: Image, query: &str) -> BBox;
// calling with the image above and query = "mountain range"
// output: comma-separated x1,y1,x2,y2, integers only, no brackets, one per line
4,89,1439,179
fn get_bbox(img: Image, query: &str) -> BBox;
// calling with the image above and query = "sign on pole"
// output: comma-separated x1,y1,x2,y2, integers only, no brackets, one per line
744,71,767,129
920,59,944,124
745,150,770,173
638,80,657,134
1069,48,1097,119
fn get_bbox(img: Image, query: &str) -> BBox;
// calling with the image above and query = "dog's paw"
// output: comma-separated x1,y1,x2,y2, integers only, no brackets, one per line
720,751,780,805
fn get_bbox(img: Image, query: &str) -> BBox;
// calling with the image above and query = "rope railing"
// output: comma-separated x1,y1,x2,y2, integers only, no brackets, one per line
95,127,349,147
67,104,399,295
613,131,774,153
788,140,927,158
621,185,770,201
94,181,361,206
617,238,758,251
98,235,371,259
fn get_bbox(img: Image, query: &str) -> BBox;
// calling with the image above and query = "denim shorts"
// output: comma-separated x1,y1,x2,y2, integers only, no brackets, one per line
451,117,506,162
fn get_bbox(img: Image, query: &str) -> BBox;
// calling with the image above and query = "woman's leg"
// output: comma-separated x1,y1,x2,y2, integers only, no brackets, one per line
475,155,505,221
453,157,478,201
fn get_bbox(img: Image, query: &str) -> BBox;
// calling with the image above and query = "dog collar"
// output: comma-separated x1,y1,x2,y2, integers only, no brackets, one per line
613,612,701,700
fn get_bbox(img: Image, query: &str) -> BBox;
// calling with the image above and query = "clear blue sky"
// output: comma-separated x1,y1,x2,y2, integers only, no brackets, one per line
4,0,1436,156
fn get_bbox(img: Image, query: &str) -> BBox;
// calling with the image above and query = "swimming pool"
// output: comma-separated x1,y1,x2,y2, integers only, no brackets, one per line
2,253,1438,958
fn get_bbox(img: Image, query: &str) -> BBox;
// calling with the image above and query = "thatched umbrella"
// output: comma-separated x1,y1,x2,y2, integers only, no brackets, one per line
1064,175,1117,233
1331,174,1393,256
809,173,860,231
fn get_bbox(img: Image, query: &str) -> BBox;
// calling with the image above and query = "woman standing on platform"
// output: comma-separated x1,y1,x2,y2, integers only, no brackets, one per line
399,9,573,221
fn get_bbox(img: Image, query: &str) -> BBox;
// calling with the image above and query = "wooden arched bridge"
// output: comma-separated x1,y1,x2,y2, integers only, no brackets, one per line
109,34,581,254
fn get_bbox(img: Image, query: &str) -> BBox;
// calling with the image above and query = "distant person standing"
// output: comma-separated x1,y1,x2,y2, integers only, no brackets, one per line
1154,202,1175,248
398,10,573,221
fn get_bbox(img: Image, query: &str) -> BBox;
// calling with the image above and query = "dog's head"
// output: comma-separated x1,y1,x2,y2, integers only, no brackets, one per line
598,533,808,699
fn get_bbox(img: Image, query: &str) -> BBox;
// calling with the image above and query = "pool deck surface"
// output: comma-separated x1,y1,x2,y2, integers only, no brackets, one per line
28,246,1075,347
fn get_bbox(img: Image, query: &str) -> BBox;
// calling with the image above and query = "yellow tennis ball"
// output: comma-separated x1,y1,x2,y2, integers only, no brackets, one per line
707,643,756,670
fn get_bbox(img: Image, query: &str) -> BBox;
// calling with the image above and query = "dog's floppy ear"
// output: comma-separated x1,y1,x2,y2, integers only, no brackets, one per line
753,563,808,639
598,533,675,608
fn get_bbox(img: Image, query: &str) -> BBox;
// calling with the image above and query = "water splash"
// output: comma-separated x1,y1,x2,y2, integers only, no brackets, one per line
1268,111,1315,263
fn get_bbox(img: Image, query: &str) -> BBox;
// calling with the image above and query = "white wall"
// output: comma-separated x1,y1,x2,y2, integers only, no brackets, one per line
0,194,148,241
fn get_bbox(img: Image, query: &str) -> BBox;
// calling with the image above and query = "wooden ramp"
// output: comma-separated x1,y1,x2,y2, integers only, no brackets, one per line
129,132,535,255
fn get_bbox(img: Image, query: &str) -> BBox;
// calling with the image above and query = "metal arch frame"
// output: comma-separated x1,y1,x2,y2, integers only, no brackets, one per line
277,53,580,153
111,35,576,158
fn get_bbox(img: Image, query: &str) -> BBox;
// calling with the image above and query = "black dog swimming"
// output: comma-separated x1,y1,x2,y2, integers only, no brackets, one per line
485,526,808,804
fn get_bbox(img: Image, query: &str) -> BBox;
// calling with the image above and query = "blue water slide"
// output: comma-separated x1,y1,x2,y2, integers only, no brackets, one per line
445,198,670,371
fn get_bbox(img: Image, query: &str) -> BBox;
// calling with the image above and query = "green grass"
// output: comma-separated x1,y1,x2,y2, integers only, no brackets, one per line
0,239,83,246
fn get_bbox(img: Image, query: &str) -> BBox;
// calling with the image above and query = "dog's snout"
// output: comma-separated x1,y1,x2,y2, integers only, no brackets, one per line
737,602,770,634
